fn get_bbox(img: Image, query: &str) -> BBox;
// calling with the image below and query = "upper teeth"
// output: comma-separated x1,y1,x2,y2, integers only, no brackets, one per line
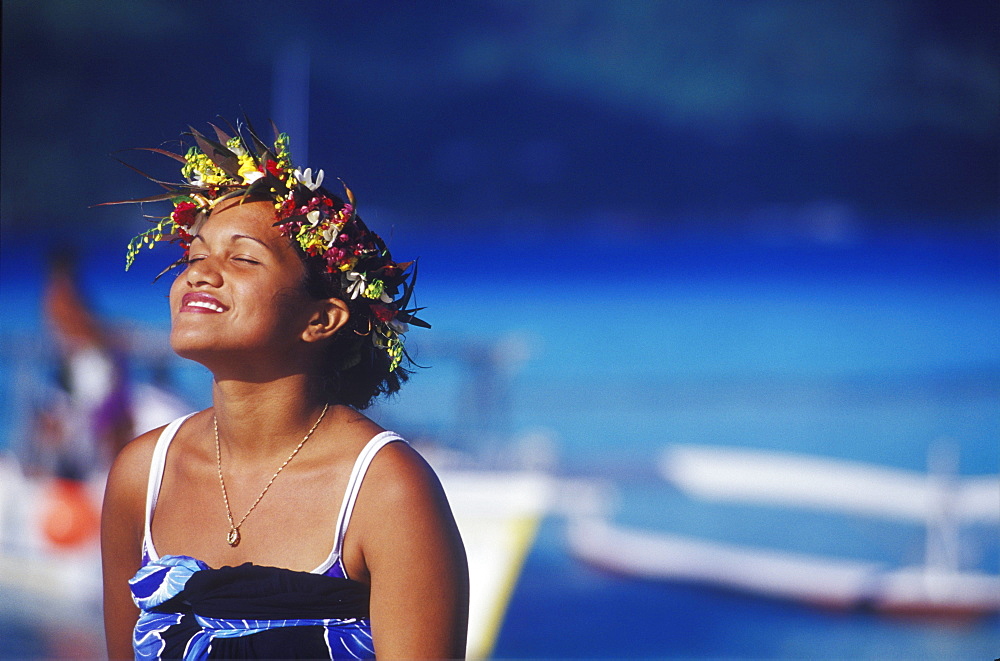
188,300,223,312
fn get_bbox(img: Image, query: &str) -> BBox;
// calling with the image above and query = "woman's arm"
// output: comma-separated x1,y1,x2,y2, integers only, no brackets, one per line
360,443,470,659
101,430,157,660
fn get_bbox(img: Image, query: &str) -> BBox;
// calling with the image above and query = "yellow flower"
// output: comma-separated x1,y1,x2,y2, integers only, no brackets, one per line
226,137,246,156
364,280,392,303
237,155,261,183
364,280,383,299
295,225,325,252
200,173,226,186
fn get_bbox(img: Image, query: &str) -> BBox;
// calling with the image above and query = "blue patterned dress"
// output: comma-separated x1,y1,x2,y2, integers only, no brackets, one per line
130,554,374,660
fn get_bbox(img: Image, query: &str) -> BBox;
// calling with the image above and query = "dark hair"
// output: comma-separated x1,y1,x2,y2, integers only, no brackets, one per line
298,229,411,410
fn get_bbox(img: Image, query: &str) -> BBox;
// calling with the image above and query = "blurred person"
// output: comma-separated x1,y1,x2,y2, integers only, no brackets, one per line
37,247,134,477
100,121,469,660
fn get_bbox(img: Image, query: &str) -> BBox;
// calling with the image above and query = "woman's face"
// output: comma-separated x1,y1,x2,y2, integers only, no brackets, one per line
168,199,317,368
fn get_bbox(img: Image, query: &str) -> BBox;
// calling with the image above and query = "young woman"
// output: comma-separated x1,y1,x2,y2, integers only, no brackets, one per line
101,123,469,660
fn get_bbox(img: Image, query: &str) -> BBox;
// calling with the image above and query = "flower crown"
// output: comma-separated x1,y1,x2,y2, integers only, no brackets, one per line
106,119,428,372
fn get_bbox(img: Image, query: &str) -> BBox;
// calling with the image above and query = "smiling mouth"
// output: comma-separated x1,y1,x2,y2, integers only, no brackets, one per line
185,300,225,312
181,292,227,313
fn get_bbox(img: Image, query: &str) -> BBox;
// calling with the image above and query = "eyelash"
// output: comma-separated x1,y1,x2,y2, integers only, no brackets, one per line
183,256,260,265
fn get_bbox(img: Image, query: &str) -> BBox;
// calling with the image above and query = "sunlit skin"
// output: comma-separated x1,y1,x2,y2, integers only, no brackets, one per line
101,199,469,659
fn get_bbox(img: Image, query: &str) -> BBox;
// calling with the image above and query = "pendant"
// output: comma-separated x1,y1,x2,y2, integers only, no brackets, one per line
227,527,241,547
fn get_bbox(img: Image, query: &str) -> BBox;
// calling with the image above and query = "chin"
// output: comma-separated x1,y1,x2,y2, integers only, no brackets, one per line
169,328,275,373
169,327,221,364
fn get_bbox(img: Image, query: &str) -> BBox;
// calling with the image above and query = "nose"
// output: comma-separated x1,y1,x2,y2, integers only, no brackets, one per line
185,255,223,288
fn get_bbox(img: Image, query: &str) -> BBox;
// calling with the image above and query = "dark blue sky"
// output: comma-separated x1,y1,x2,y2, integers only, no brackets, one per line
2,0,997,237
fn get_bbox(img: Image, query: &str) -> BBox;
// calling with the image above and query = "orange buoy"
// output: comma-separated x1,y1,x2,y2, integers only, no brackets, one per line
42,478,100,548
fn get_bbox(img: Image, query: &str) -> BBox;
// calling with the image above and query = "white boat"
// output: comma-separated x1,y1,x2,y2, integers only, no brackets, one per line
438,470,554,659
659,444,999,524
567,445,1000,617
568,516,1000,617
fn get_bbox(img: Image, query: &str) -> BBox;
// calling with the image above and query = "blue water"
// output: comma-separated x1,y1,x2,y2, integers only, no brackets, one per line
1,228,998,658
498,519,1000,659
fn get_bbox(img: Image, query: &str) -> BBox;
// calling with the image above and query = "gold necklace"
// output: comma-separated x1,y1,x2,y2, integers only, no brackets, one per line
214,403,329,547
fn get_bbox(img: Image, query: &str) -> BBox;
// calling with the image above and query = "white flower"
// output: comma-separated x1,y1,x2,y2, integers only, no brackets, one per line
321,225,338,247
306,210,322,227
241,170,264,184
189,212,208,238
345,272,367,299
389,319,409,334
293,167,325,191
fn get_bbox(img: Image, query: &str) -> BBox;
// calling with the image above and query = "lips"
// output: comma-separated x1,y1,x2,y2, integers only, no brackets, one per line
181,292,227,313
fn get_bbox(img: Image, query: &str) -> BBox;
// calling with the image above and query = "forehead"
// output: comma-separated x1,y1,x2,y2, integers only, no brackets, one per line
199,199,283,242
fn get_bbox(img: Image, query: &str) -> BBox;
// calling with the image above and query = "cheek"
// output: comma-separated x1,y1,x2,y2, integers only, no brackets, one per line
269,286,314,326
223,279,308,337
168,277,185,314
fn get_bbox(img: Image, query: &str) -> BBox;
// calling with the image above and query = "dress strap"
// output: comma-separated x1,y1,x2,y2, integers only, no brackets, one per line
143,412,196,562
331,431,406,559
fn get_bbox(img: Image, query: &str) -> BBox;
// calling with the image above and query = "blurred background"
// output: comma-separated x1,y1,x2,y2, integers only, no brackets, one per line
1,1,997,659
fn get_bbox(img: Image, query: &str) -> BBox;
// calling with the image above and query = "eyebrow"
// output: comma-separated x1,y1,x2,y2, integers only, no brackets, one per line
190,234,273,250
231,234,272,250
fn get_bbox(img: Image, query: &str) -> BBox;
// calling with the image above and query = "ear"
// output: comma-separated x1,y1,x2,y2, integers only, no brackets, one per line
301,297,350,343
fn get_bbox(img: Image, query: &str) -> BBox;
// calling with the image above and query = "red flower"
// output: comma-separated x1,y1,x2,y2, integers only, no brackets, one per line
371,303,397,322
171,201,198,228
324,248,347,269
265,160,283,178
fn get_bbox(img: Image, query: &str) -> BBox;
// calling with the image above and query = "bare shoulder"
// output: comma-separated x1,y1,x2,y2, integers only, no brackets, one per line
351,436,459,546
353,436,470,658
364,439,449,507
101,425,164,581
354,436,465,571
105,411,206,502
106,425,161,497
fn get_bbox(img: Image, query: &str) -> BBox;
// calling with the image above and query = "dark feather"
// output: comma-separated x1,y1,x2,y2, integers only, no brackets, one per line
125,147,188,164
218,116,241,137
397,310,431,328
93,190,184,207
111,157,177,189
394,259,420,311
188,127,241,178
241,115,275,164
208,122,232,146
153,256,187,282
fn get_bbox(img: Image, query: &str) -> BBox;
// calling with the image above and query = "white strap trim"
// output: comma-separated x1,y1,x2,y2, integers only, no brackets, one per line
142,412,196,562
313,431,405,574
141,417,402,575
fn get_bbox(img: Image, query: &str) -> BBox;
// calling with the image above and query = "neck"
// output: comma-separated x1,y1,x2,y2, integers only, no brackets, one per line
211,373,333,460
